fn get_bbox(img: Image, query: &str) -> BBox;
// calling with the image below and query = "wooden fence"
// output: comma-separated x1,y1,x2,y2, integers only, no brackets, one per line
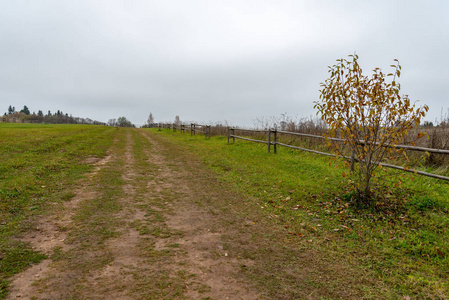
153,124,449,181
156,123,211,139
188,124,211,139
227,127,449,182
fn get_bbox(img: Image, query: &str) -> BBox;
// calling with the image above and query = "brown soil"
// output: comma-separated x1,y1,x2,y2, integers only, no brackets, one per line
6,129,263,299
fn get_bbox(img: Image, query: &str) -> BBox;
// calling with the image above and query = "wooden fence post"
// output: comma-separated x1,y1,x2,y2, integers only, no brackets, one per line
232,128,235,144
268,129,271,153
227,127,230,144
274,130,277,154
208,126,211,139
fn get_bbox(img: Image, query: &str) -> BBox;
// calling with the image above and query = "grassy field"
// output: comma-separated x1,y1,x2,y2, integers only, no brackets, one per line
0,123,116,297
1,123,448,298
149,128,449,299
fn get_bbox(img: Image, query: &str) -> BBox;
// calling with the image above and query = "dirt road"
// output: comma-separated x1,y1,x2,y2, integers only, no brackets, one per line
7,128,267,299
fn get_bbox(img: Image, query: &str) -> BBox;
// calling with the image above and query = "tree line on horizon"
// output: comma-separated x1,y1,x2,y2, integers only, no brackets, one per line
2,105,106,125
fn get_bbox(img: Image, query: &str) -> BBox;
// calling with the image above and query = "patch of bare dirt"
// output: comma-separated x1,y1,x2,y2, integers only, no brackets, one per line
6,153,114,299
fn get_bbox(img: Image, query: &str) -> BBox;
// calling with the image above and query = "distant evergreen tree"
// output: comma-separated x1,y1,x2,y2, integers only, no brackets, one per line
8,105,15,114
38,110,44,117
20,105,30,115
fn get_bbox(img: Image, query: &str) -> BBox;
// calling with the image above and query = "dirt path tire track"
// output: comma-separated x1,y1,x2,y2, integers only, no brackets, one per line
6,147,115,299
137,129,262,299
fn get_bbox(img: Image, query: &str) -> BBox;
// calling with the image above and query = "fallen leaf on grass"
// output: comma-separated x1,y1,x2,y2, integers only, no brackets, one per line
288,232,303,237
291,205,304,210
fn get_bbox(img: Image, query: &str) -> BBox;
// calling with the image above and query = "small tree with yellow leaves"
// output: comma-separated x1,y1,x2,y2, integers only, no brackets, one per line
314,54,428,203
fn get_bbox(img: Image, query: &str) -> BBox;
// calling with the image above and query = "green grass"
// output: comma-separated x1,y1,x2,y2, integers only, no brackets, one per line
0,123,116,298
148,128,449,299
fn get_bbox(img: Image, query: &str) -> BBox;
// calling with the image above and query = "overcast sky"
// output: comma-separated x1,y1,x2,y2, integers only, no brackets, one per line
1,1,448,126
